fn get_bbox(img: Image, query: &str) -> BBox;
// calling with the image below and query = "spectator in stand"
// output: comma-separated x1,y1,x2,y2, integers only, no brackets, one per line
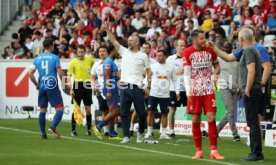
172,7,185,24
212,18,226,39
118,1,135,18
242,8,255,26
253,5,264,28
203,0,216,17
42,0,56,11
168,0,182,18
87,10,102,39
190,0,203,21
160,8,171,25
101,0,116,20
123,18,137,38
215,32,227,50
75,20,93,39
33,1,47,18
57,44,67,58
208,30,217,43
25,36,34,54
69,30,84,48
185,20,196,33
11,40,30,59
265,6,276,35
163,19,177,37
26,11,41,27
146,19,162,41
131,11,145,30
47,0,64,20
150,40,158,59
240,0,254,18
83,31,92,47
33,31,44,55
138,19,149,44
18,20,33,46
201,11,214,32
215,0,233,25
68,44,77,59
66,9,80,30
184,10,199,30
91,33,105,55
1,46,13,60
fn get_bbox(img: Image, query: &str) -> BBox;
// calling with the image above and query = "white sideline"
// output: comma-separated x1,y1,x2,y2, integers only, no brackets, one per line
0,126,239,165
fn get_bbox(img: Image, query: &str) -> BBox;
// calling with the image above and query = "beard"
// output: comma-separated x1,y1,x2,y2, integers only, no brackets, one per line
128,45,133,50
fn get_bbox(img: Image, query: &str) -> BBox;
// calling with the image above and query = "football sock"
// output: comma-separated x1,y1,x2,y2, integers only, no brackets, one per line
130,123,134,131
86,114,92,130
192,122,202,152
114,123,118,132
52,110,63,129
109,125,115,135
71,113,76,131
147,126,153,134
97,120,107,130
39,112,46,136
103,126,109,133
208,121,218,150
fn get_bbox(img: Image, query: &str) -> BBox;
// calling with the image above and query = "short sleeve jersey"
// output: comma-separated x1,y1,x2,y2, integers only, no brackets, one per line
31,52,61,90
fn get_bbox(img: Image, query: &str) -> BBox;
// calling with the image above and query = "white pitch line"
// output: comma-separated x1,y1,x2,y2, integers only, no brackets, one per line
0,126,239,165
14,68,29,86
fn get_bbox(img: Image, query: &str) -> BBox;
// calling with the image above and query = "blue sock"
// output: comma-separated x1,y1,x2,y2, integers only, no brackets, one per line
39,112,46,136
109,125,115,135
51,110,63,129
97,120,107,130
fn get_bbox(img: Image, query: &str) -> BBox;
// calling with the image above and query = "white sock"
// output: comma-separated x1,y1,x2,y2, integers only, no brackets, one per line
169,129,174,134
103,126,109,133
147,126,153,134
161,128,167,135
130,123,134,131
211,150,217,154
114,124,118,132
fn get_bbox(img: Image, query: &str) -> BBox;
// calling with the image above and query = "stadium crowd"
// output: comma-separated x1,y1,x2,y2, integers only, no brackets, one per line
1,0,276,60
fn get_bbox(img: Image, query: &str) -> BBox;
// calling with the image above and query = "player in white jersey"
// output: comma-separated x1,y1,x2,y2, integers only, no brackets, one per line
91,45,109,136
144,50,179,139
166,39,187,137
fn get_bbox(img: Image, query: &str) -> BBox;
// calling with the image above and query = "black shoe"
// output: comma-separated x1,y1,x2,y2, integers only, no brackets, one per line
243,153,264,161
233,135,240,142
86,130,92,136
130,131,134,137
202,130,208,137
170,133,175,138
41,134,48,139
110,132,118,137
104,132,110,137
71,130,78,136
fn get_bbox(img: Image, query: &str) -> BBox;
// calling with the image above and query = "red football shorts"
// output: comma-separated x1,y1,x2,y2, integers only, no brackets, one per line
187,94,217,115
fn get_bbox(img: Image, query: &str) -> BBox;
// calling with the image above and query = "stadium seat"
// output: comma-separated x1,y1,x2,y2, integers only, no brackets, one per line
264,35,276,48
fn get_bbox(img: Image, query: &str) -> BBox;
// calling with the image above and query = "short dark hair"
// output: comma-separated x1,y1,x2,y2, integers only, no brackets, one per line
191,30,204,38
98,45,107,51
78,45,85,50
34,31,42,36
143,42,151,49
157,50,167,57
107,45,115,54
43,39,54,49
11,33,18,39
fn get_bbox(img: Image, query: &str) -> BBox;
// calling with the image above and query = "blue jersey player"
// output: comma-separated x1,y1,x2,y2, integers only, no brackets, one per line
93,45,121,139
29,39,69,139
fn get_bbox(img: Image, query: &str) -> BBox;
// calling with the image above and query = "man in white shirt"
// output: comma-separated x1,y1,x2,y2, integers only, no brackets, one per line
146,19,162,41
131,11,145,30
104,21,151,144
144,50,179,139
91,46,110,137
166,39,187,137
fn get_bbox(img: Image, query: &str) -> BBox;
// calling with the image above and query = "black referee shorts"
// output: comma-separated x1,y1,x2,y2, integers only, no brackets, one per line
170,91,187,107
71,82,93,106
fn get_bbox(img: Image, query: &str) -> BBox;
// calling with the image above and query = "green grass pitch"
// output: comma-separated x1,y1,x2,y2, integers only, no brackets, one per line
0,119,275,165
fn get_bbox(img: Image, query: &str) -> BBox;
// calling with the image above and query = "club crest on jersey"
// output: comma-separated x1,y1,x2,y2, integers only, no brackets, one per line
105,64,111,70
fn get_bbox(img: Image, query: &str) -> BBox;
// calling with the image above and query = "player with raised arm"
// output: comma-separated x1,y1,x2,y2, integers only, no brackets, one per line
29,39,69,139
183,30,224,160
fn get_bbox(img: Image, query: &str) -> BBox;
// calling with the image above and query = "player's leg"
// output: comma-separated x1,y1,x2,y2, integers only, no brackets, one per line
38,90,48,139
168,91,180,137
47,89,64,139
83,82,93,135
145,96,157,138
187,96,203,159
204,94,224,160
96,93,109,136
159,98,171,139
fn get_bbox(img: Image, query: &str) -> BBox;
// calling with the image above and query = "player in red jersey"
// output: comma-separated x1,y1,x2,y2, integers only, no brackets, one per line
183,30,224,160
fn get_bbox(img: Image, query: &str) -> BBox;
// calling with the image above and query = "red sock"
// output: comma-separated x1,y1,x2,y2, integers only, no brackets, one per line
208,121,218,150
192,122,202,152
